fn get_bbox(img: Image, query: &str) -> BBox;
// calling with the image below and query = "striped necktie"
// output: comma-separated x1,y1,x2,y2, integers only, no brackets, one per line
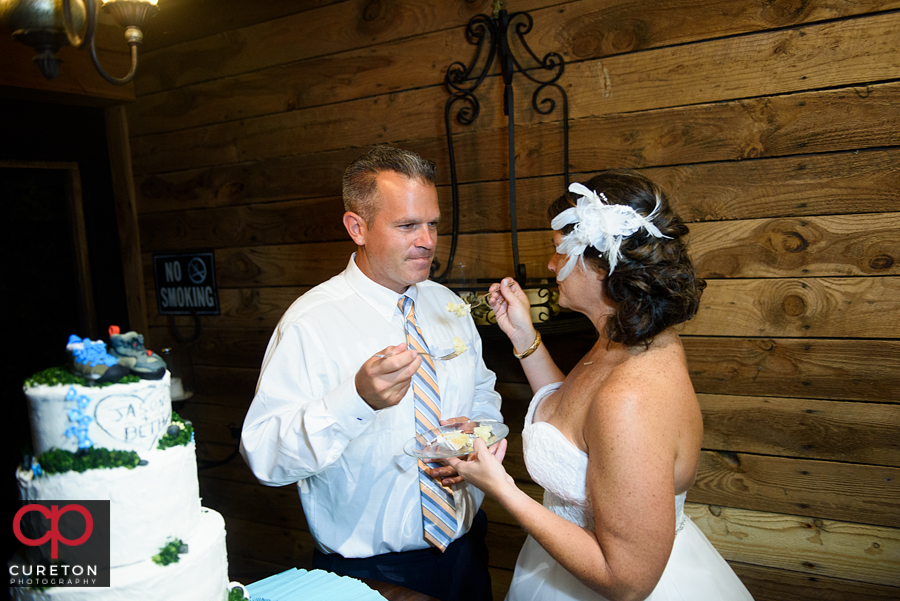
400,295,458,552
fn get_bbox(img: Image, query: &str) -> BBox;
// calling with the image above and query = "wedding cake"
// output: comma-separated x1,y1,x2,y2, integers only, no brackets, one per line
11,330,242,601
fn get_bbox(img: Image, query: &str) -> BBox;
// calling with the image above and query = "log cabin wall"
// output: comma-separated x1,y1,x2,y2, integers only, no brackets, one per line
125,1,900,599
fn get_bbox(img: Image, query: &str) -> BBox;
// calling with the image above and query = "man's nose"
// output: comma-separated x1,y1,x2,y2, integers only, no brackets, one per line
417,227,436,248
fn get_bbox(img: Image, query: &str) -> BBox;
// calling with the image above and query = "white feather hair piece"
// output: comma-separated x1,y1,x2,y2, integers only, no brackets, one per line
551,182,671,280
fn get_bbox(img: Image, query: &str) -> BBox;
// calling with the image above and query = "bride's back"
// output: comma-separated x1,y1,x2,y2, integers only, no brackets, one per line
535,327,703,496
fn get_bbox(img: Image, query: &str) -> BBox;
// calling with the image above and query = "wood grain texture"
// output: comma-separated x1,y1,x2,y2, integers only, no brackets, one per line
135,0,505,94
130,80,900,210
129,79,520,176
193,441,256,487
731,562,900,601
569,85,900,170
142,0,345,53
684,338,900,403
527,0,900,61
129,80,900,202
656,149,900,222
213,242,356,288
481,483,545,527
698,395,900,467
138,194,348,250
129,19,486,136
134,145,360,212
685,503,900,587
143,241,354,289
689,211,900,278
685,277,900,338
567,12,900,119
689,452,900,528
134,191,382,249
128,0,900,135
139,5,900,176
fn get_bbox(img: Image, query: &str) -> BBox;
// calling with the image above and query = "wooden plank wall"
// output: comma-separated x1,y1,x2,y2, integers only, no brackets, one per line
126,1,900,599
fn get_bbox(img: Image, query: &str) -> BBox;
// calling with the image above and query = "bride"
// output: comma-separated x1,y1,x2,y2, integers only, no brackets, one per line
446,170,754,601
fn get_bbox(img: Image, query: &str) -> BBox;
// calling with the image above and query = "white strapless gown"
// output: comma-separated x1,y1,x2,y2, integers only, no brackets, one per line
505,383,754,601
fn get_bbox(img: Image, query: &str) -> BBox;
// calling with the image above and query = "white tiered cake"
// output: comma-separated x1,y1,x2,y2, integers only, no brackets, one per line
12,335,239,601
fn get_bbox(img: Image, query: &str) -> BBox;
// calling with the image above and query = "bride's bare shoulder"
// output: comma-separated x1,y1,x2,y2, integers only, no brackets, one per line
589,331,693,420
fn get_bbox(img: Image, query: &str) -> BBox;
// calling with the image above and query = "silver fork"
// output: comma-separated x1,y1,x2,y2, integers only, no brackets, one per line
375,348,461,361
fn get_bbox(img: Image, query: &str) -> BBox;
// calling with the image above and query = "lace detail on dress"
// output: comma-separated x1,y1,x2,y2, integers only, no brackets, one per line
523,383,688,534
523,383,594,530
674,491,687,536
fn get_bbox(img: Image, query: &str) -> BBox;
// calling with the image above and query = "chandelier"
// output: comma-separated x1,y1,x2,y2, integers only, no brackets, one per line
0,0,159,84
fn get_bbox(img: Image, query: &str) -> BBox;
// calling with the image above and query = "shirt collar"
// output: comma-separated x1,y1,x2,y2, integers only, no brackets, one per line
344,253,419,322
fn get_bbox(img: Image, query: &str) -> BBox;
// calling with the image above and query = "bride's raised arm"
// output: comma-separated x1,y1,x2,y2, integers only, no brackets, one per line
488,277,565,393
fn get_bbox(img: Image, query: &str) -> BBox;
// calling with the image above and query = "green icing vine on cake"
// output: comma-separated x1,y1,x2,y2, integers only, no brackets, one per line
152,539,188,566
157,412,194,450
28,414,193,477
38,447,142,475
24,366,140,388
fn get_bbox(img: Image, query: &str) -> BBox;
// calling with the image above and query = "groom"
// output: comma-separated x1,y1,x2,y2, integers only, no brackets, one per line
240,146,503,601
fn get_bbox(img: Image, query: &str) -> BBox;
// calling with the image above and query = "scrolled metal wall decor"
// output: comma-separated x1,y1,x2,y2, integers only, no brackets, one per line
433,3,570,327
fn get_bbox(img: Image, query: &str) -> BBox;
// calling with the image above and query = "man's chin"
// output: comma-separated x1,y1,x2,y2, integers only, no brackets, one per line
406,260,433,282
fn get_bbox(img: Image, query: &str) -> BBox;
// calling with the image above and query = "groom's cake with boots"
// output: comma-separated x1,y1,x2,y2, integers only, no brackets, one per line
11,327,243,601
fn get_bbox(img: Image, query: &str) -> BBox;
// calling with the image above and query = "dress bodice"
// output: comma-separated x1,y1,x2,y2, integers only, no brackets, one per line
522,382,686,533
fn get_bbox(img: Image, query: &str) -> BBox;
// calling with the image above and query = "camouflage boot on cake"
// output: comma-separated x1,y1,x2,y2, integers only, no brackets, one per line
107,325,167,379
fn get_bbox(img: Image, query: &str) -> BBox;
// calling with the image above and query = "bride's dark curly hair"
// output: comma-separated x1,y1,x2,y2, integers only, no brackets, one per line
548,169,706,347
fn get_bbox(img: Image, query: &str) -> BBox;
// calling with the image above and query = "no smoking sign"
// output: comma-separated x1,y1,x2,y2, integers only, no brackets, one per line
152,251,220,315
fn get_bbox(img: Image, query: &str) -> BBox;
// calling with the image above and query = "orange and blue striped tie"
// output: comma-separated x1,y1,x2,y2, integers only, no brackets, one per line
400,296,457,551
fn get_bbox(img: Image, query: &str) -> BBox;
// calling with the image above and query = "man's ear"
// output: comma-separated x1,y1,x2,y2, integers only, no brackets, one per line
343,211,367,246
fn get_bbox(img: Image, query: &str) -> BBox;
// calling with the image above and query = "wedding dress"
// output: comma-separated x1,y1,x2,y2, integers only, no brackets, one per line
505,383,754,601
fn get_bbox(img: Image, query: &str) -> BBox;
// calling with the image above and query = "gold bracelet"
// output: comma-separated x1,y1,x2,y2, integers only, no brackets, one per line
513,331,542,359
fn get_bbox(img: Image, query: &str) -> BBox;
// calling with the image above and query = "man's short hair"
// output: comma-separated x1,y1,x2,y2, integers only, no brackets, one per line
342,146,437,224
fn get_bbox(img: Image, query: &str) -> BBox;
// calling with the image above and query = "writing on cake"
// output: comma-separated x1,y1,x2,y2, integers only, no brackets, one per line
94,387,172,449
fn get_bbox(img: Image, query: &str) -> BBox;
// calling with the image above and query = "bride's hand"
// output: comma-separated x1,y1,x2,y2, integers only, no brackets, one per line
488,278,536,350
444,438,514,499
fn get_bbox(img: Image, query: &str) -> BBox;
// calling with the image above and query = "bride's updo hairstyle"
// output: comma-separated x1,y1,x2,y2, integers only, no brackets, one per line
548,169,706,347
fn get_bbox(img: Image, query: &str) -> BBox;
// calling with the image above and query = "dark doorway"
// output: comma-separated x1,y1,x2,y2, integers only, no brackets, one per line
1,97,130,566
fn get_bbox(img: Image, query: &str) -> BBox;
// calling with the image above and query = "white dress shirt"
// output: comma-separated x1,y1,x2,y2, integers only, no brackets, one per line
240,255,503,558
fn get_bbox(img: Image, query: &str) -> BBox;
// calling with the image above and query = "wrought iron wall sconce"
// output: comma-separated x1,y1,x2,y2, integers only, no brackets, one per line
433,3,572,328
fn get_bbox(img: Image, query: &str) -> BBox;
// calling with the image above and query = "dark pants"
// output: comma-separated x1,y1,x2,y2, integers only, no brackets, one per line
312,509,492,601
